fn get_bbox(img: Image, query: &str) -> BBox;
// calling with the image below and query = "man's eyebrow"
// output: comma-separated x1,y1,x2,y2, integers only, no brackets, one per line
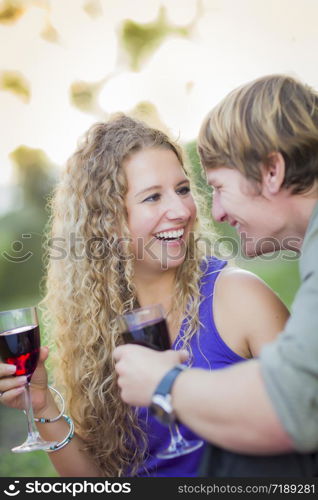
135,180,189,198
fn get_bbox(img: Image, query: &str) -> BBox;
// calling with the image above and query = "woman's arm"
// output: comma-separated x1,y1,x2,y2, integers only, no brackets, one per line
213,267,290,358
34,392,101,477
0,347,101,477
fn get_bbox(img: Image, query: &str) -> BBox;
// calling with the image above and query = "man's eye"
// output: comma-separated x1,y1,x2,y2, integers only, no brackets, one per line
142,193,160,202
177,186,190,195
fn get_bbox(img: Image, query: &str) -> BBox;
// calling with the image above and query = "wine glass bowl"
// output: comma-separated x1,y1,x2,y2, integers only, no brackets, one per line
0,324,40,383
120,305,170,351
118,304,204,459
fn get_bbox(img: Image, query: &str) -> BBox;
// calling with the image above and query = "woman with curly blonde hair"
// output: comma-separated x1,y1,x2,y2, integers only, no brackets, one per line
41,114,214,476
0,114,290,477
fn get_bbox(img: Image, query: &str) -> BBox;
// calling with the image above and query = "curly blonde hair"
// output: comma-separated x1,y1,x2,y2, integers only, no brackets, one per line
41,114,215,476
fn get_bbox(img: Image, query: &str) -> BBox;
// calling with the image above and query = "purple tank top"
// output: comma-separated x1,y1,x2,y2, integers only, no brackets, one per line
135,257,246,477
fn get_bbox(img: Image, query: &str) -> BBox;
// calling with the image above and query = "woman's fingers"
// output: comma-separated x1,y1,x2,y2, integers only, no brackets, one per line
0,375,27,393
0,363,16,377
0,363,27,402
38,345,49,363
0,385,25,402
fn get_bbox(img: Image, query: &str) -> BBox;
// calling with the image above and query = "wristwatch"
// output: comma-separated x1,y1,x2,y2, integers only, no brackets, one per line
150,364,187,425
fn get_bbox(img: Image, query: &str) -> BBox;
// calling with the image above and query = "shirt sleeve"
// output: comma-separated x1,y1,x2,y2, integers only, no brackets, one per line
259,217,318,452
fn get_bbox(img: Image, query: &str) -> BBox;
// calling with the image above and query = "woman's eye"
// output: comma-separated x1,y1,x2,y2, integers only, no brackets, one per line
177,186,190,195
142,193,160,202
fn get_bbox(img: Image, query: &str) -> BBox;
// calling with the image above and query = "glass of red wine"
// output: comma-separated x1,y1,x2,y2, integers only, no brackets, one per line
118,304,203,459
0,306,57,453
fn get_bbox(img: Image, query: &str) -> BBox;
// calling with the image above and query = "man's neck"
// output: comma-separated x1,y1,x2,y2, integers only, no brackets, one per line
288,193,318,249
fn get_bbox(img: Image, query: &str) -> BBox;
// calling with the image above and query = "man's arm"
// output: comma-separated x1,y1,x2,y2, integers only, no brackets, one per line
171,359,293,454
114,345,293,454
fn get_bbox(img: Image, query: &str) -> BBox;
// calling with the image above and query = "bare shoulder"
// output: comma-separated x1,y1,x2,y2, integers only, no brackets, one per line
217,265,287,307
213,265,290,358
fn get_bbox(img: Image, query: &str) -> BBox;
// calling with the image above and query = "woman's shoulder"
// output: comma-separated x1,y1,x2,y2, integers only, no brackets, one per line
213,265,290,357
216,264,289,312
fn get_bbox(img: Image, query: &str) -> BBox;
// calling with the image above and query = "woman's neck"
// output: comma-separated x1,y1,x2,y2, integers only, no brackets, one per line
133,267,183,344
134,268,176,314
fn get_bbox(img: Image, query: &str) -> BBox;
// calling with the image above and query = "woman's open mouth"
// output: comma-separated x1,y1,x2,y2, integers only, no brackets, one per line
154,228,184,242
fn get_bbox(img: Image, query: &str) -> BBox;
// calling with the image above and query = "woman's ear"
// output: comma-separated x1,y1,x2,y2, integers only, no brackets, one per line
261,152,286,196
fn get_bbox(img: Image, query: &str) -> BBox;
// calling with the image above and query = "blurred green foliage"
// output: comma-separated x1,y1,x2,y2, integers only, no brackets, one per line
83,0,102,19
120,6,191,71
0,0,25,24
0,70,30,102
0,146,57,311
70,79,105,115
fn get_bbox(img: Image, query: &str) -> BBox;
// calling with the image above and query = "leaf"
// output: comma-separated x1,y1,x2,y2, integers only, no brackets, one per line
41,21,60,44
83,0,102,19
70,79,106,116
0,0,25,24
0,71,30,102
119,6,191,71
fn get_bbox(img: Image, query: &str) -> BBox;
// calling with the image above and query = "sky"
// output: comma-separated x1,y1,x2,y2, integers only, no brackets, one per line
1,0,318,196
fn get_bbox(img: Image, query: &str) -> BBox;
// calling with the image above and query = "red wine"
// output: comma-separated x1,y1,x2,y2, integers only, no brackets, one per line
122,318,171,351
0,325,40,381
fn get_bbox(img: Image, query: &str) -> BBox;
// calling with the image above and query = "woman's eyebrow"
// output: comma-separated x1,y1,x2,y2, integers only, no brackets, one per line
134,180,189,198
135,185,161,198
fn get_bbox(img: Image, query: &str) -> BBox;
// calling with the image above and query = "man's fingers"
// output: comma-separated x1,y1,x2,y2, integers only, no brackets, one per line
113,344,153,362
178,349,189,363
113,345,189,365
113,345,125,362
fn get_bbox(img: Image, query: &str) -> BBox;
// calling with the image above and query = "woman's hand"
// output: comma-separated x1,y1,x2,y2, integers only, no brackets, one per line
0,346,50,414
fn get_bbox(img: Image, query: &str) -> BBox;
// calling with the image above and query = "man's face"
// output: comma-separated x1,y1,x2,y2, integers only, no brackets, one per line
205,166,289,257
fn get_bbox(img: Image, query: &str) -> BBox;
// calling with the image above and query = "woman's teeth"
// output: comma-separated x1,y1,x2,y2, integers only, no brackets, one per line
155,228,184,240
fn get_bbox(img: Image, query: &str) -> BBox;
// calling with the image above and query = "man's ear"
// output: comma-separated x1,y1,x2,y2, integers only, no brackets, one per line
261,152,285,196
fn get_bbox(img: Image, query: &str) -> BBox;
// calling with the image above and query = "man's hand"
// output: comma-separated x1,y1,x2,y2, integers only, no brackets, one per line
113,345,188,406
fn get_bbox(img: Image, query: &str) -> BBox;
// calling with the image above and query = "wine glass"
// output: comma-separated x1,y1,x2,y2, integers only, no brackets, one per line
118,304,204,459
0,306,57,453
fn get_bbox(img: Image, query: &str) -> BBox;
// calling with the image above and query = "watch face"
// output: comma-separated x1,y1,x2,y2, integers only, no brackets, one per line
150,395,176,425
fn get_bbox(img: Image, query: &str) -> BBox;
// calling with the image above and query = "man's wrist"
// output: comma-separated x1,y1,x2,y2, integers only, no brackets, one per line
150,364,187,424
170,367,190,417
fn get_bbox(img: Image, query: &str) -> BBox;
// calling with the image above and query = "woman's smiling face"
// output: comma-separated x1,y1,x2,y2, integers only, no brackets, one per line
124,147,197,274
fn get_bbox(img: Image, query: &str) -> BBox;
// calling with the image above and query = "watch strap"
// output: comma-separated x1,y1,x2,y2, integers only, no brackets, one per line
153,364,187,397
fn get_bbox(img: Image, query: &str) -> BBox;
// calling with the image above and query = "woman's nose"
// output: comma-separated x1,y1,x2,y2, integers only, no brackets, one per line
165,194,191,220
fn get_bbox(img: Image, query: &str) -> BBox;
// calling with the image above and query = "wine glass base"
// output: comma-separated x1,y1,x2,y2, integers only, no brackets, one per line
156,438,204,459
11,432,58,453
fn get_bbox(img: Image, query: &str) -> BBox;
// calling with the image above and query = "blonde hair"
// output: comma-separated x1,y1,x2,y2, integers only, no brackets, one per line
41,114,215,476
198,74,318,194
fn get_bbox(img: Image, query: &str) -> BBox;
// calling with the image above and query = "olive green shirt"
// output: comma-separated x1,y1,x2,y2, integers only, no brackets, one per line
260,201,318,452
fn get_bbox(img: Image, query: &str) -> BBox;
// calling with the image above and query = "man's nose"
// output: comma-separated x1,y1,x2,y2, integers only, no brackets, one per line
211,193,226,223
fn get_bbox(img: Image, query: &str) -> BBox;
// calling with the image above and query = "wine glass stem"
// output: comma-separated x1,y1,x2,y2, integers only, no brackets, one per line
24,382,39,437
168,422,187,446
